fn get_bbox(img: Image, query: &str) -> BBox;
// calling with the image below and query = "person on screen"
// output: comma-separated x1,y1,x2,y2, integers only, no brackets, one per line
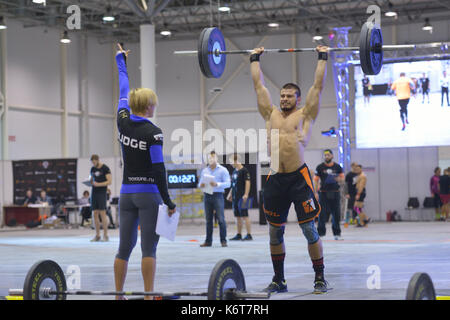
420,73,430,104
391,72,415,131
411,78,418,98
440,70,449,107
362,76,371,106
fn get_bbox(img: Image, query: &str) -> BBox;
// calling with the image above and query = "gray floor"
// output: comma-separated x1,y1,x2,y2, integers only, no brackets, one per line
1,221,449,300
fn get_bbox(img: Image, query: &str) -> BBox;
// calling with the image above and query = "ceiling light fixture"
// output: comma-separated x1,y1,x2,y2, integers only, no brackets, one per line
160,30,172,36
313,28,323,41
0,16,7,30
422,18,433,31
103,7,115,22
218,6,231,13
385,2,397,17
60,30,71,44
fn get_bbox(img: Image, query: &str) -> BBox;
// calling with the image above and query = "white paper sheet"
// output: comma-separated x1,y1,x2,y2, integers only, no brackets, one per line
201,174,216,195
156,204,180,241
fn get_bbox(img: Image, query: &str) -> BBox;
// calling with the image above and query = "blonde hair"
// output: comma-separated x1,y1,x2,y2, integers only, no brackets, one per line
128,88,158,114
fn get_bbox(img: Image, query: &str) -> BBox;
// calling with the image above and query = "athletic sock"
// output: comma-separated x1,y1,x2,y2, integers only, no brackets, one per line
271,253,286,282
312,257,325,281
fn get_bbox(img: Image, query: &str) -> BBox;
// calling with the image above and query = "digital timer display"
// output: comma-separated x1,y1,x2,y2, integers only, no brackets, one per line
167,169,198,189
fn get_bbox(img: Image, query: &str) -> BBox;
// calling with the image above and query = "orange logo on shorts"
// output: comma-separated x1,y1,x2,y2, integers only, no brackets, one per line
263,205,280,217
302,199,316,214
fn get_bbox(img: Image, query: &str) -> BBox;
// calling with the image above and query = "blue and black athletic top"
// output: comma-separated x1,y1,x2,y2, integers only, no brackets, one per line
115,52,175,210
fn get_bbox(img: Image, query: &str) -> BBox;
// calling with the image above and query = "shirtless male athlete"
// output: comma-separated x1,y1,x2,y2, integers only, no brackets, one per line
354,164,370,227
250,45,328,294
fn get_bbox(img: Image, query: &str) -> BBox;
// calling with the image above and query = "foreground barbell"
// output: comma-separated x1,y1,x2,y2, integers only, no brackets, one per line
174,23,450,78
8,259,270,300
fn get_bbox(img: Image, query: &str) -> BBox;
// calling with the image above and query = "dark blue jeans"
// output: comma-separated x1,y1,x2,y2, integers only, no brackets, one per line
204,192,227,244
318,191,341,237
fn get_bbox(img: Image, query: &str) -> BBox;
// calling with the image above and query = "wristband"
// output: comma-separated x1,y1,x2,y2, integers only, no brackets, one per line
318,51,328,60
250,53,261,63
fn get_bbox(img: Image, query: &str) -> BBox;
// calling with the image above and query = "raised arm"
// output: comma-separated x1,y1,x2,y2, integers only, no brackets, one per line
302,46,328,122
250,47,274,121
115,43,131,113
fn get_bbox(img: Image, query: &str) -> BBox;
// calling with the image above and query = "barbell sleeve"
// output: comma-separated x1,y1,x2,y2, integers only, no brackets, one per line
8,289,23,296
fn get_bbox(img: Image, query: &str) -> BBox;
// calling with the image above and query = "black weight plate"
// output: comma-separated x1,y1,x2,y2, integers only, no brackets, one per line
23,260,67,300
405,272,436,300
359,22,383,75
207,259,246,300
198,27,226,78
198,27,209,78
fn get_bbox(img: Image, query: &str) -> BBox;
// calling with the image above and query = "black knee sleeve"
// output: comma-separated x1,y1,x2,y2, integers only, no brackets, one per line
269,224,285,246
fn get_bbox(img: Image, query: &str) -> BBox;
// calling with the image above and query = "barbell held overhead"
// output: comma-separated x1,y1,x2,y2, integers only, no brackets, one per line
174,24,450,78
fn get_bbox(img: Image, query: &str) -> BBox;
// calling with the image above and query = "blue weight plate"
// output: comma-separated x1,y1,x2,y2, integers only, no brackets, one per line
359,22,383,75
198,27,226,78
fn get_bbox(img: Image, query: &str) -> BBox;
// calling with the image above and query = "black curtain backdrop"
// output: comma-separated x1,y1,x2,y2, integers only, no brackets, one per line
12,158,78,205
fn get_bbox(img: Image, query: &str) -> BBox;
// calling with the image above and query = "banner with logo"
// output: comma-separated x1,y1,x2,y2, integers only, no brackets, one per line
12,159,78,205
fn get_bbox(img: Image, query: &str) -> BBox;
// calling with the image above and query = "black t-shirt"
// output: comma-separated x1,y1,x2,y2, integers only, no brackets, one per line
440,175,449,195
231,166,251,200
345,171,358,196
90,164,111,194
420,77,429,90
315,162,343,192
22,196,37,206
362,78,369,90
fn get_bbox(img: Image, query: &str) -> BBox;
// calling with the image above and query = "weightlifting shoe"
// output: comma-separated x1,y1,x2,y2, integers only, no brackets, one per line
313,279,329,294
229,234,242,241
263,279,288,293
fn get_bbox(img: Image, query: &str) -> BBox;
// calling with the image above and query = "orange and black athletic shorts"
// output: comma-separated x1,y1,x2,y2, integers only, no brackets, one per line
263,163,321,226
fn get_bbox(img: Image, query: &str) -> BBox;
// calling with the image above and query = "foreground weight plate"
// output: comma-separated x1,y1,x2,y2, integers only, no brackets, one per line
359,22,383,75
198,27,226,78
23,260,67,300
405,272,436,300
207,259,246,300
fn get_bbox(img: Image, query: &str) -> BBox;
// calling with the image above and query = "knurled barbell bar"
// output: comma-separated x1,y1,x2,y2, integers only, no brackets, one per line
8,259,270,300
174,22,450,78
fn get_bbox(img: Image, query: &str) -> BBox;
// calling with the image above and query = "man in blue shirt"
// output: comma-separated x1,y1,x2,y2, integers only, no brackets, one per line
198,151,231,247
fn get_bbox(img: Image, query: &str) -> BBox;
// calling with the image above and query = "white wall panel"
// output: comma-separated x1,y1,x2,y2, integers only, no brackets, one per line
7,20,61,109
87,38,113,115
8,110,61,160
